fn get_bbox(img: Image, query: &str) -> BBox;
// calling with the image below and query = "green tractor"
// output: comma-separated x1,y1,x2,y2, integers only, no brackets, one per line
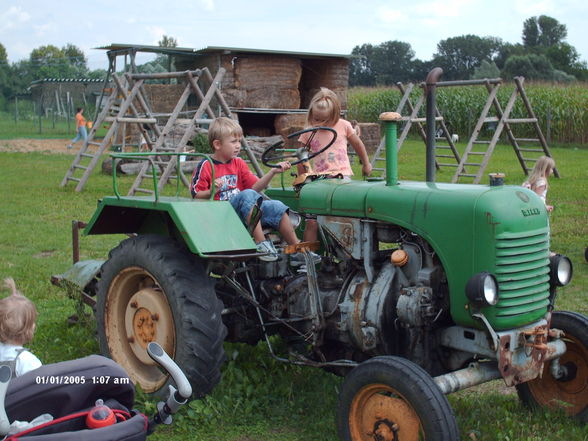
54,84,586,441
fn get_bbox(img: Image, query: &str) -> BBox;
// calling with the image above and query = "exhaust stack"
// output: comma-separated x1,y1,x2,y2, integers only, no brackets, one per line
379,112,402,186
425,67,443,183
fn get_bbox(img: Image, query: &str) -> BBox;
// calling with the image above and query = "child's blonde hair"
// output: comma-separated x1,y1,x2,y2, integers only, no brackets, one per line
526,156,556,189
306,87,341,127
208,117,243,148
0,278,37,346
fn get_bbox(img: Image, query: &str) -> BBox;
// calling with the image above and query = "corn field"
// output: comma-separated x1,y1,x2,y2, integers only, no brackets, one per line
348,81,588,145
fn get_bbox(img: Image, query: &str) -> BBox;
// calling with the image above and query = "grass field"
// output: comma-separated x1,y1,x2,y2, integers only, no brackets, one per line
0,138,586,441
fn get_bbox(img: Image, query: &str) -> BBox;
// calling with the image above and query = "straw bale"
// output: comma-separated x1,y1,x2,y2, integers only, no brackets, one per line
274,114,307,148
358,123,381,153
274,114,307,136
300,58,349,108
229,56,302,108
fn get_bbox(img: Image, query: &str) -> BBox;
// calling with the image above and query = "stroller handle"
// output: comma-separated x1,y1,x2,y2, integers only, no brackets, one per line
146,342,192,399
0,365,12,436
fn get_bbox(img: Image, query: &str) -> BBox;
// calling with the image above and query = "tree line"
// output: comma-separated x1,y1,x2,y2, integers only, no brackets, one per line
350,15,587,85
0,36,177,112
1,17,587,111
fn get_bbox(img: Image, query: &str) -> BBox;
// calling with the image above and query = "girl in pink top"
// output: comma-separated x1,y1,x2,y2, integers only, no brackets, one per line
522,156,556,212
298,87,372,178
297,88,372,243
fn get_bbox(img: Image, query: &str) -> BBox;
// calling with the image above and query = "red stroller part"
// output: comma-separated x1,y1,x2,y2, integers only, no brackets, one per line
0,342,192,440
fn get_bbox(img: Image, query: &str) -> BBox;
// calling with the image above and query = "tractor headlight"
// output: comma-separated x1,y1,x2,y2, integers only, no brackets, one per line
549,254,573,287
466,272,499,306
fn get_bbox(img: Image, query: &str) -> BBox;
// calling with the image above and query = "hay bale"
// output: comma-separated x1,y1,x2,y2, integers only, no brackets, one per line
245,135,283,158
230,56,302,108
300,58,349,108
274,114,307,136
274,114,307,148
358,123,381,153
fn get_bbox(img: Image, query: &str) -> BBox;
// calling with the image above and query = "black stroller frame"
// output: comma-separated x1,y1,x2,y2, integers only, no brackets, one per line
0,343,192,440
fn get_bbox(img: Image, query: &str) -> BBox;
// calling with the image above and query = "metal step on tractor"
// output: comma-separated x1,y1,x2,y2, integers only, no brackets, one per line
53,70,586,441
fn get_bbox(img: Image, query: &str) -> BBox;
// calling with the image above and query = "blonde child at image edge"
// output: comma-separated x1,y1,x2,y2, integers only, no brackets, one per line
522,156,556,212
297,87,373,242
0,278,42,377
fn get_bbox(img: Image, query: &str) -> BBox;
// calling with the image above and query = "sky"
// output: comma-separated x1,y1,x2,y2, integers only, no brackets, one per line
1,0,587,72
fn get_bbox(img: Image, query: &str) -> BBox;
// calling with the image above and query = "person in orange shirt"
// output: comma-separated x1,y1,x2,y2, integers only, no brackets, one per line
67,107,88,149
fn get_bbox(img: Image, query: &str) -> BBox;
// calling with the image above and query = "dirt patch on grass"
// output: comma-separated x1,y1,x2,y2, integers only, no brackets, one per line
0,138,77,154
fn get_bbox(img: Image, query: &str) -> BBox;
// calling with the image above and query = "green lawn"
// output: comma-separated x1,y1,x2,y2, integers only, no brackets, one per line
0,139,586,441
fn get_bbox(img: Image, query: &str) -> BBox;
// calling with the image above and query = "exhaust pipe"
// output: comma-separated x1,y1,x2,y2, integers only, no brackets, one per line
379,112,402,186
425,67,443,183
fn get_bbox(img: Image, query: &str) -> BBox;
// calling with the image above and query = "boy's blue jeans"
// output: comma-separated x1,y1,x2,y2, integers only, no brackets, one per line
230,189,288,230
71,126,88,144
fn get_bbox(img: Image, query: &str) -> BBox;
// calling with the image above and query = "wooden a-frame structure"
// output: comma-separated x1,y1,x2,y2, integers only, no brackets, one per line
451,76,558,183
370,77,558,184
370,82,462,178
61,67,262,193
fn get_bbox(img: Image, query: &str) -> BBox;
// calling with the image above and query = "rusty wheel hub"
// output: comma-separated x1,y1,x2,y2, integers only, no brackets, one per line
349,384,421,441
528,333,588,415
105,267,175,392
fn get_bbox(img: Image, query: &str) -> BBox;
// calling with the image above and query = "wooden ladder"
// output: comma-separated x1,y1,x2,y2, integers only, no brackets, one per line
127,67,263,196
61,74,163,191
452,77,558,184
370,82,461,178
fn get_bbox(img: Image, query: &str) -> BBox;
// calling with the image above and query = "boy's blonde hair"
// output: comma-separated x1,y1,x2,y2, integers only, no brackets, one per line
526,156,556,189
208,117,243,148
0,278,38,346
306,87,341,127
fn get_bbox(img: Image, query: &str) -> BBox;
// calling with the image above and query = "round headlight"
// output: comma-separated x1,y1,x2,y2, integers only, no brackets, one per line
549,254,573,287
466,272,499,306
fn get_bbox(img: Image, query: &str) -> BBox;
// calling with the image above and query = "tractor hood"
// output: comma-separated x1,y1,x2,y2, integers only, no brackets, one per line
297,179,550,329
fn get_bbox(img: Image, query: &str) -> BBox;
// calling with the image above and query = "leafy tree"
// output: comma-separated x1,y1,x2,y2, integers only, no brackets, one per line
158,35,178,48
62,43,88,72
371,41,417,85
148,34,178,74
472,60,501,79
28,44,88,79
432,35,503,80
0,43,10,108
523,15,567,47
349,40,421,86
349,43,376,86
522,17,540,47
545,42,580,72
502,53,555,80
494,42,527,70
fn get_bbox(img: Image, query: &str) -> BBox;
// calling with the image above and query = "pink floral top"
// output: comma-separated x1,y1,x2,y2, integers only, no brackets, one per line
298,119,355,176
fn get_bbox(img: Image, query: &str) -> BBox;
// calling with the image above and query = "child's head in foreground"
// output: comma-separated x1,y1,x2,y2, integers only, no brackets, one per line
306,87,341,127
208,117,243,148
0,278,37,346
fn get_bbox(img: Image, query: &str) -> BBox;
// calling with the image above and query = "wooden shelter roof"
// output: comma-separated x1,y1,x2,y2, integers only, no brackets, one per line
96,44,351,60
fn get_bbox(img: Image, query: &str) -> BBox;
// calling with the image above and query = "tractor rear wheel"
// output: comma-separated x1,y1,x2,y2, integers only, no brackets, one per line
516,311,588,423
337,356,459,441
96,235,226,397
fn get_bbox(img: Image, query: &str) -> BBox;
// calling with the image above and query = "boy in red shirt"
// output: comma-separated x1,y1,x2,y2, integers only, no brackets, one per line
191,117,310,262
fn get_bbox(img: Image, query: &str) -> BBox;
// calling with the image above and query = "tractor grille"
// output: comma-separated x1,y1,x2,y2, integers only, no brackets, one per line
494,227,550,317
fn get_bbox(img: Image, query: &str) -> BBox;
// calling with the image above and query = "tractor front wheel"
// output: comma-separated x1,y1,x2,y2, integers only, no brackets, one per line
96,235,226,397
337,356,459,441
516,311,588,423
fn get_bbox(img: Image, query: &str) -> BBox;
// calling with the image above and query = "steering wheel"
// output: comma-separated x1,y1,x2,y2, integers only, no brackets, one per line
261,126,337,168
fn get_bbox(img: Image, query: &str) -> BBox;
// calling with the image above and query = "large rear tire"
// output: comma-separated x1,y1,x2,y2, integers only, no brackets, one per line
337,356,459,441
516,311,588,423
96,235,226,397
